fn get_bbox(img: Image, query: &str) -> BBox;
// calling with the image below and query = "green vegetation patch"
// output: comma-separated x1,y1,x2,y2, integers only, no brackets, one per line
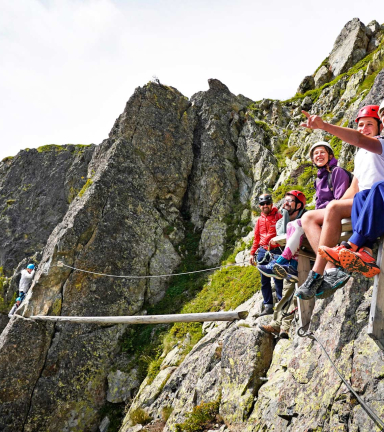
130,407,153,426
78,179,93,198
275,132,297,169
1,156,14,163
329,136,343,159
37,144,66,153
170,265,260,343
37,144,92,154
253,120,275,139
175,399,221,432
0,270,14,314
273,163,317,205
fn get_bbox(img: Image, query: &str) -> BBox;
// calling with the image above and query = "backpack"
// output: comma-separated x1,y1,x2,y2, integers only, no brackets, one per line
326,166,354,194
315,166,353,198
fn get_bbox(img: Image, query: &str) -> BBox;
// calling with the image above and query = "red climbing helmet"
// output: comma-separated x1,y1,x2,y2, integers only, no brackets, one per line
355,105,380,123
287,190,306,207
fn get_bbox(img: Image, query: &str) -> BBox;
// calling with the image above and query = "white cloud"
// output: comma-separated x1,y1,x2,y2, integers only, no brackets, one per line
0,0,382,159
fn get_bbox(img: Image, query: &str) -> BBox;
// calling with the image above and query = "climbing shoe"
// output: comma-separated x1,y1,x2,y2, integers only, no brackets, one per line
257,260,283,279
279,330,289,339
259,324,279,336
339,248,380,278
274,263,299,282
315,269,350,299
259,304,274,316
318,242,351,267
295,270,324,300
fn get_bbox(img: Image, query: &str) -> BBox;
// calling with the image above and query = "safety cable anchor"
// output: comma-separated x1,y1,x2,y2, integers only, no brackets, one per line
297,326,315,340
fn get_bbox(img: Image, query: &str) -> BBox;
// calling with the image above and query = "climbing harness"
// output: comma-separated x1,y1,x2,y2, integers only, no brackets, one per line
57,260,251,279
298,327,384,430
256,246,282,265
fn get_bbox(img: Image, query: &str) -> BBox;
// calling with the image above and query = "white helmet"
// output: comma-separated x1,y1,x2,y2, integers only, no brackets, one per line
379,99,384,118
309,141,333,159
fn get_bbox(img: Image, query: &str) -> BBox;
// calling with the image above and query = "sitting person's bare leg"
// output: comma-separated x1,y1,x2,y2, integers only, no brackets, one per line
313,199,353,273
298,201,353,299
300,209,326,255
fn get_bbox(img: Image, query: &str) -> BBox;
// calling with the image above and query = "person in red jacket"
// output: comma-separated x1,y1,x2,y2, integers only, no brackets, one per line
250,193,283,315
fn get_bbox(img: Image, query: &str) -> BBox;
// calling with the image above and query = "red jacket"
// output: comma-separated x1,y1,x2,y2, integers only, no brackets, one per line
250,207,282,255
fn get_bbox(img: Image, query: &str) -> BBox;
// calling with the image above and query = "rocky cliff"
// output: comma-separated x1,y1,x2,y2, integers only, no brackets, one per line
1,17,384,432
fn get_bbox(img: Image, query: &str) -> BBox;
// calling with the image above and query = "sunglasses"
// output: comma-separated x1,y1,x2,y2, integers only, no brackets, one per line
259,201,272,206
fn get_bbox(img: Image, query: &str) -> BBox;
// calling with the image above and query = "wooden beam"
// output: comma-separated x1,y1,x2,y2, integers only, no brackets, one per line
30,311,249,325
297,255,315,331
368,238,384,350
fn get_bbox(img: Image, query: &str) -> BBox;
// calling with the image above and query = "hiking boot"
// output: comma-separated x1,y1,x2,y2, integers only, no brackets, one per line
315,269,351,299
295,270,324,300
259,304,274,316
339,248,380,278
274,263,299,282
318,242,351,267
257,260,283,279
259,324,279,336
279,330,289,339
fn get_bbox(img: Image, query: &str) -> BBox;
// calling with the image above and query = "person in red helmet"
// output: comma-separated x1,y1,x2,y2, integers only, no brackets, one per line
296,103,384,300
259,139,350,285
319,102,384,278
258,190,307,282
258,190,306,338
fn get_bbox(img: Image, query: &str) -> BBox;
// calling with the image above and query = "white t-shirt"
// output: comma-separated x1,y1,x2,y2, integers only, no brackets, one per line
19,269,35,293
354,138,384,191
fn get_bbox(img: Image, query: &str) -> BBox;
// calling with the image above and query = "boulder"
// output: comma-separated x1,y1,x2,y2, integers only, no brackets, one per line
314,65,333,88
297,75,315,94
301,96,313,111
328,18,370,77
107,369,141,403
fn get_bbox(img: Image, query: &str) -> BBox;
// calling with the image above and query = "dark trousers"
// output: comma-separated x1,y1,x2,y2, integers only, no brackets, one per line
257,247,283,306
350,180,384,249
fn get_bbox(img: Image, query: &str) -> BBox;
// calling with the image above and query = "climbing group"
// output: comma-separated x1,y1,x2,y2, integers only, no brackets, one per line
250,101,384,338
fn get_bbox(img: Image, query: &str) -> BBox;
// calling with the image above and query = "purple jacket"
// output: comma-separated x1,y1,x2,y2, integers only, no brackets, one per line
315,158,350,209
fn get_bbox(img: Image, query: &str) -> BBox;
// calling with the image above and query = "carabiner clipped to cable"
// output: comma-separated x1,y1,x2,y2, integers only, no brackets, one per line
297,326,315,340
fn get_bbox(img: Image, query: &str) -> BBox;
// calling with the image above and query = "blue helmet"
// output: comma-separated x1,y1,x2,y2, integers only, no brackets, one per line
27,264,35,270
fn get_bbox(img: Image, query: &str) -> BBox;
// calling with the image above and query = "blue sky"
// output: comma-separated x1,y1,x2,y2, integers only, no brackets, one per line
0,0,383,159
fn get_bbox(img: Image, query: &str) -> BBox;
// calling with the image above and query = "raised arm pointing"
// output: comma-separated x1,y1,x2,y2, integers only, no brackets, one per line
301,110,382,155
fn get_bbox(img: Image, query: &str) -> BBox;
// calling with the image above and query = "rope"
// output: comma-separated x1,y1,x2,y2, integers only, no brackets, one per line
298,327,384,430
57,260,251,279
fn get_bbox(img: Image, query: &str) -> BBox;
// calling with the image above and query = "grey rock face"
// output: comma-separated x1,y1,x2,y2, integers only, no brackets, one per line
358,67,384,109
125,276,384,432
185,80,252,264
329,18,370,77
0,76,279,431
0,82,196,432
0,315,53,432
0,145,95,274
107,369,140,403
